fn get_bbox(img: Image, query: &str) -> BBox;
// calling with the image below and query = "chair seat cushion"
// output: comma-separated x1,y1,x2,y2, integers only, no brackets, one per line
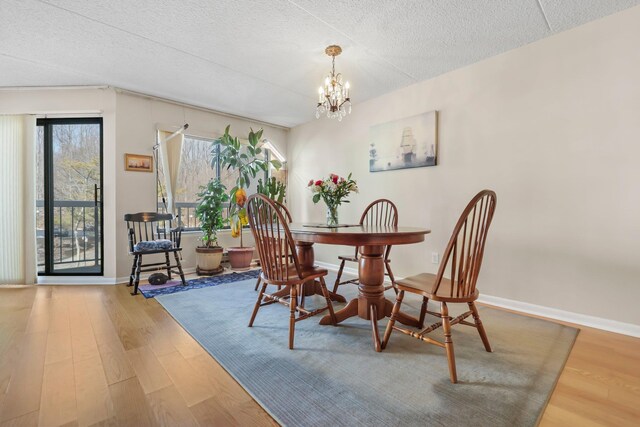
396,273,478,302
134,239,174,252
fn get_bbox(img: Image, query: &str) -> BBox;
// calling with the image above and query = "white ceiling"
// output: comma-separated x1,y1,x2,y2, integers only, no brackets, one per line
1,0,639,127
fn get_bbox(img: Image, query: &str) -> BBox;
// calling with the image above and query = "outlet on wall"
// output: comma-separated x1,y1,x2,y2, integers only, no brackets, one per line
431,252,439,264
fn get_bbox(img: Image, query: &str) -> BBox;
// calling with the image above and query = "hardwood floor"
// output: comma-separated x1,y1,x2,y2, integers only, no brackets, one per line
0,282,639,426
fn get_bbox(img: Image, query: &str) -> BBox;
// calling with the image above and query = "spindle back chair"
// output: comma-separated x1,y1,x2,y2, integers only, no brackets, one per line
254,199,293,291
247,194,336,349
382,190,497,383
333,199,399,294
124,212,186,295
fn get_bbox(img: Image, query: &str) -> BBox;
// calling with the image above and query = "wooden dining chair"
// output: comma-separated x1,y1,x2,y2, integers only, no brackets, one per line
381,190,497,383
124,212,186,296
333,199,399,294
247,194,337,349
254,199,292,291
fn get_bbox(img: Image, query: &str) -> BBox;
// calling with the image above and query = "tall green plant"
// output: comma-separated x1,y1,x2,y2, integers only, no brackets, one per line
213,125,281,246
195,179,229,248
257,177,286,204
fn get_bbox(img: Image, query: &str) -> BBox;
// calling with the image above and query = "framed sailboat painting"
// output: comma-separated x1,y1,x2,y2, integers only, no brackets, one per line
369,111,438,172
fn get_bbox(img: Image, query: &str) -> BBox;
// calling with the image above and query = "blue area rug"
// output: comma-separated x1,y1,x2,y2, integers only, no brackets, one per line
156,276,578,426
139,269,260,298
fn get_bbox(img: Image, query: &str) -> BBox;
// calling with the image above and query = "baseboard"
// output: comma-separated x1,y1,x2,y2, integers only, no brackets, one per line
38,267,197,285
37,276,118,285
315,261,640,338
477,294,640,338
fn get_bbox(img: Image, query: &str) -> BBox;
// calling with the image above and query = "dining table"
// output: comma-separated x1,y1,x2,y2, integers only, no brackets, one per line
283,223,431,352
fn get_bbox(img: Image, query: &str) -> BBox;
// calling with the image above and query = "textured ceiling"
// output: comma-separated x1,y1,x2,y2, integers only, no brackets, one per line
1,0,639,127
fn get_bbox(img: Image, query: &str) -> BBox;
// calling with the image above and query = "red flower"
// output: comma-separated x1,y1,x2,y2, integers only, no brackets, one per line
308,179,314,186
331,174,339,184
315,180,323,186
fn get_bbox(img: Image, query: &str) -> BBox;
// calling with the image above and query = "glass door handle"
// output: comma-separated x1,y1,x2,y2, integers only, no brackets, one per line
94,184,101,207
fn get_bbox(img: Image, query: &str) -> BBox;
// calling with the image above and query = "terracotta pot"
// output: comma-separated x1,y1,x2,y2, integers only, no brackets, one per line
196,246,224,275
227,246,254,270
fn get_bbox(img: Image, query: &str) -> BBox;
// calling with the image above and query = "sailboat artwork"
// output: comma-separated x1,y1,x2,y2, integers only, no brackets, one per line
369,111,438,172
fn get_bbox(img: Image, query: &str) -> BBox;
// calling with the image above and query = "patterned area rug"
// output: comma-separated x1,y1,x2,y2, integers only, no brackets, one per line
139,269,261,298
156,276,578,426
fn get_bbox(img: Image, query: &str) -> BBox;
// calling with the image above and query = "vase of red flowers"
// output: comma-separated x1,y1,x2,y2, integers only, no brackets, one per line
308,173,358,227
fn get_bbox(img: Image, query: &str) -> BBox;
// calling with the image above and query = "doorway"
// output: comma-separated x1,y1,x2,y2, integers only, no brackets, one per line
36,118,103,275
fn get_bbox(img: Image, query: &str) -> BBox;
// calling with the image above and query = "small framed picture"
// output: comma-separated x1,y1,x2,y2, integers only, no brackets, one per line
125,153,153,172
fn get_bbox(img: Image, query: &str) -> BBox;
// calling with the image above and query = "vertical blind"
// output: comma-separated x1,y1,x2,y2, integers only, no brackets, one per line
0,115,36,284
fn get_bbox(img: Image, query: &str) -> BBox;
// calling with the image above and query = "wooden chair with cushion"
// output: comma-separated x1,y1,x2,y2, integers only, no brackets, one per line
125,212,186,296
381,190,497,383
254,199,292,291
247,194,337,349
333,199,399,294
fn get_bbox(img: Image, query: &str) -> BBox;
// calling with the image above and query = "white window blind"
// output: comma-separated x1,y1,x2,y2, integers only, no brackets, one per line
0,115,36,284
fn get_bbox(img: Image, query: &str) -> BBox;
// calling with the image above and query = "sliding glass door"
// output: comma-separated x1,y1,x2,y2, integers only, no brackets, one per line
36,118,103,275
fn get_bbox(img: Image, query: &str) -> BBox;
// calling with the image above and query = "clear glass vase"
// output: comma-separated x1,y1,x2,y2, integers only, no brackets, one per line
326,204,339,227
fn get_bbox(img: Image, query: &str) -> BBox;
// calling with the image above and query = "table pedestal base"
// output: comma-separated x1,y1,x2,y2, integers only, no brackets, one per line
319,297,420,351
318,245,420,351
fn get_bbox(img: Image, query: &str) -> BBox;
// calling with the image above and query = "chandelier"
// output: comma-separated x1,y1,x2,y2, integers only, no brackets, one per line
316,45,351,121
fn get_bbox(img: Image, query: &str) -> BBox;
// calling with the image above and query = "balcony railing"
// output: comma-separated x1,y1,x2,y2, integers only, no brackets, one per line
158,201,232,232
36,200,100,271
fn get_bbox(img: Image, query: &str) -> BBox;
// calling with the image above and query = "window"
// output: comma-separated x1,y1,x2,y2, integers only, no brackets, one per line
157,135,267,231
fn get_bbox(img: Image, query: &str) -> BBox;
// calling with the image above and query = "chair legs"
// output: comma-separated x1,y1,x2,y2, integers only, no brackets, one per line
254,274,261,291
165,252,172,279
289,285,297,350
384,260,398,295
248,282,267,327
382,290,404,350
332,259,346,294
128,255,138,287
173,251,187,286
249,276,336,349
132,255,143,295
469,302,492,352
418,297,429,328
319,277,337,325
441,302,457,384
384,293,489,384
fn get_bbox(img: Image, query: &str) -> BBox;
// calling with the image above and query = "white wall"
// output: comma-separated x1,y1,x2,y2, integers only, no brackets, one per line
114,91,288,279
0,87,288,282
287,7,640,326
0,87,118,279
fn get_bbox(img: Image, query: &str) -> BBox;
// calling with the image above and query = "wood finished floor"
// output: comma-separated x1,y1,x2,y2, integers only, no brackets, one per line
0,282,639,426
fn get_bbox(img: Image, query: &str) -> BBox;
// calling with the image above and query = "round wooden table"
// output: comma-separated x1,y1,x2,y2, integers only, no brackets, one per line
288,223,430,352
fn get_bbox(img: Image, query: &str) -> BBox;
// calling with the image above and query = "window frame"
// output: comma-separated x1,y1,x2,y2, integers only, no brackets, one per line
156,134,270,233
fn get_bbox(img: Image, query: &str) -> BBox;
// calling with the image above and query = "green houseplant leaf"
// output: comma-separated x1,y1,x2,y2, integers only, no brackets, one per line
195,179,229,248
213,126,281,247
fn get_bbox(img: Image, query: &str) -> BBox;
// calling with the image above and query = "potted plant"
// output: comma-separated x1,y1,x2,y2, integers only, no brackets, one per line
215,125,281,269
195,178,229,275
257,176,286,203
